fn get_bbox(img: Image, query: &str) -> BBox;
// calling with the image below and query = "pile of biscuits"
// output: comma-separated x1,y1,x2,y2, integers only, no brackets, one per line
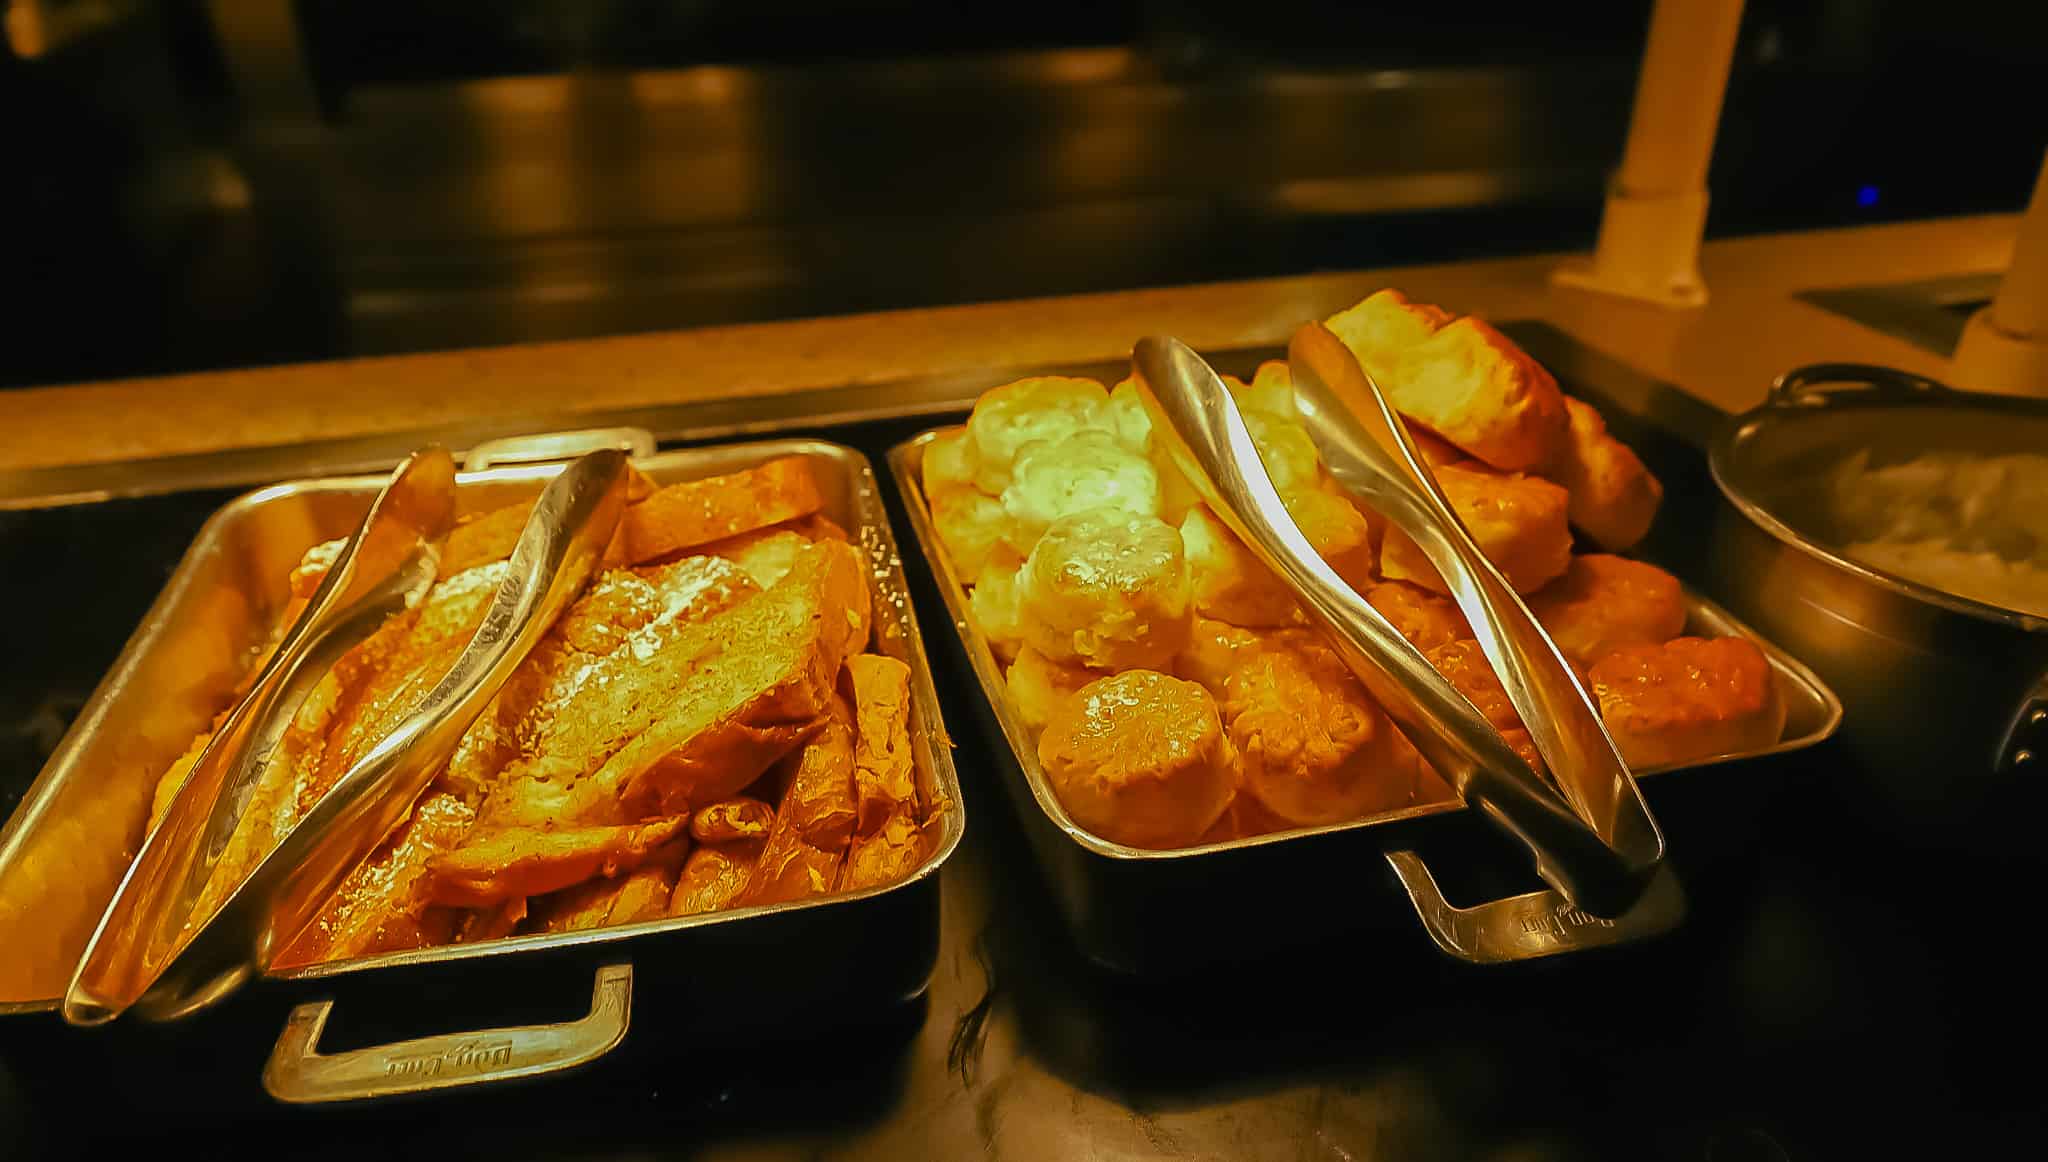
922,290,1786,849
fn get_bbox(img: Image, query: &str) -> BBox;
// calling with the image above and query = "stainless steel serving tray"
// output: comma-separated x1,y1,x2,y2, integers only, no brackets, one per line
0,432,964,1104
889,423,1839,972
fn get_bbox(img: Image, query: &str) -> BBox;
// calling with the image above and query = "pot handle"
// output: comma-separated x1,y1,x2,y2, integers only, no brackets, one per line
262,963,632,1104
1768,363,1957,409
1385,851,1685,964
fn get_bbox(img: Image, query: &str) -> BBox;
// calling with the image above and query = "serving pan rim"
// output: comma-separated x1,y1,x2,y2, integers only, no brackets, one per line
1,435,964,1014
890,423,1841,865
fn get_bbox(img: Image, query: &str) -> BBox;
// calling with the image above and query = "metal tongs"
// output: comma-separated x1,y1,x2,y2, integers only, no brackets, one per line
65,446,632,1024
1135,324,1672,929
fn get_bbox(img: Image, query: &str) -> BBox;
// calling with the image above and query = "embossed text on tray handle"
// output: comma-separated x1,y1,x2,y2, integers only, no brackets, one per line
1384,852,1684,965
262,963,632,1103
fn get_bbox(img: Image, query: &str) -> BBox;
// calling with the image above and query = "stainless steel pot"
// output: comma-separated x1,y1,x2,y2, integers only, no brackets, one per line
1708,364,2048,837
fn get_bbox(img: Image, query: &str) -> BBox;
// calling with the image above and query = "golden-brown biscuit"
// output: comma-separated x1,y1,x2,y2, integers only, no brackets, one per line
922,428,979,497
1175,616,1264,697
1180,505,1300,628
1526,554,1687,672
1104,376,1154,455
1380,462,1572,595
930,486,1015,585
1241,409,1322,495
1108,376,1205,521
1367,580,1471,653
1239,360,1296,418
1424,638,1544,775
970,552,1030,663
1001,428,1162,555
1282,483,1378,593
1148,445,1206,524
1228,363,1363,521
966,376,1110,494
1038,670,1239,848
1546,396,1663,551
1195,802,1241,845
1590,637,1786,769
1197,788,1298,844
1388,318,1569,472
1019,509,1193,671
1325,289,1455,385
1006,646,1105,733
1222,632,1422,826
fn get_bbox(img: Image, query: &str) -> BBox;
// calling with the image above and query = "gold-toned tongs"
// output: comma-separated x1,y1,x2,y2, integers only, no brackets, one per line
65,447,632,1024
1134,326,1668,924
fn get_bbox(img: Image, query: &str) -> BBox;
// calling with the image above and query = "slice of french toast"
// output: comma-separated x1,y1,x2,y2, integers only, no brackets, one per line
469,537,872,830
276,554,757,961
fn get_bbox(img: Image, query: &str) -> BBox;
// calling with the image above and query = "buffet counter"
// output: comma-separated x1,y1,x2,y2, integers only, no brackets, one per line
0,214,2019,474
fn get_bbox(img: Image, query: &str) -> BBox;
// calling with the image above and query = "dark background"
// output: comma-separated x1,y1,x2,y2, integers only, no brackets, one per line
3,0,2044,390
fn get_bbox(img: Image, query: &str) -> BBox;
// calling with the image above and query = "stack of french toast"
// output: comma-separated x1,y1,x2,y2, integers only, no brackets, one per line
922,290,1786,849
148,456,938,965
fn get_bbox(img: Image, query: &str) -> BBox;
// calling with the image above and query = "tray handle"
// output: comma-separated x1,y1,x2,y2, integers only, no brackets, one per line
262,963,632,1104
1767,363,1957,409
466,428,656,471
1384,852,1685,964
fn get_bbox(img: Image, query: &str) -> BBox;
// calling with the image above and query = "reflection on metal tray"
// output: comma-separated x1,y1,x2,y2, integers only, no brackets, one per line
887,408,1840,970
0,434,964,1102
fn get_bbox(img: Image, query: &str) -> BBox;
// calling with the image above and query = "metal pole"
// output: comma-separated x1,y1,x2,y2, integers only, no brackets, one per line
1952,151,2048,397
1552,0,1746,308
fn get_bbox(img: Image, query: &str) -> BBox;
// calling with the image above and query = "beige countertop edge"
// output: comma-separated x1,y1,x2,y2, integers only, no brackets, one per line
0,214,2018,473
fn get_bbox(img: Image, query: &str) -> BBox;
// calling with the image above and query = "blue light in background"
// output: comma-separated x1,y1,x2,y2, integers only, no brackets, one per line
1856,185,1881,208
